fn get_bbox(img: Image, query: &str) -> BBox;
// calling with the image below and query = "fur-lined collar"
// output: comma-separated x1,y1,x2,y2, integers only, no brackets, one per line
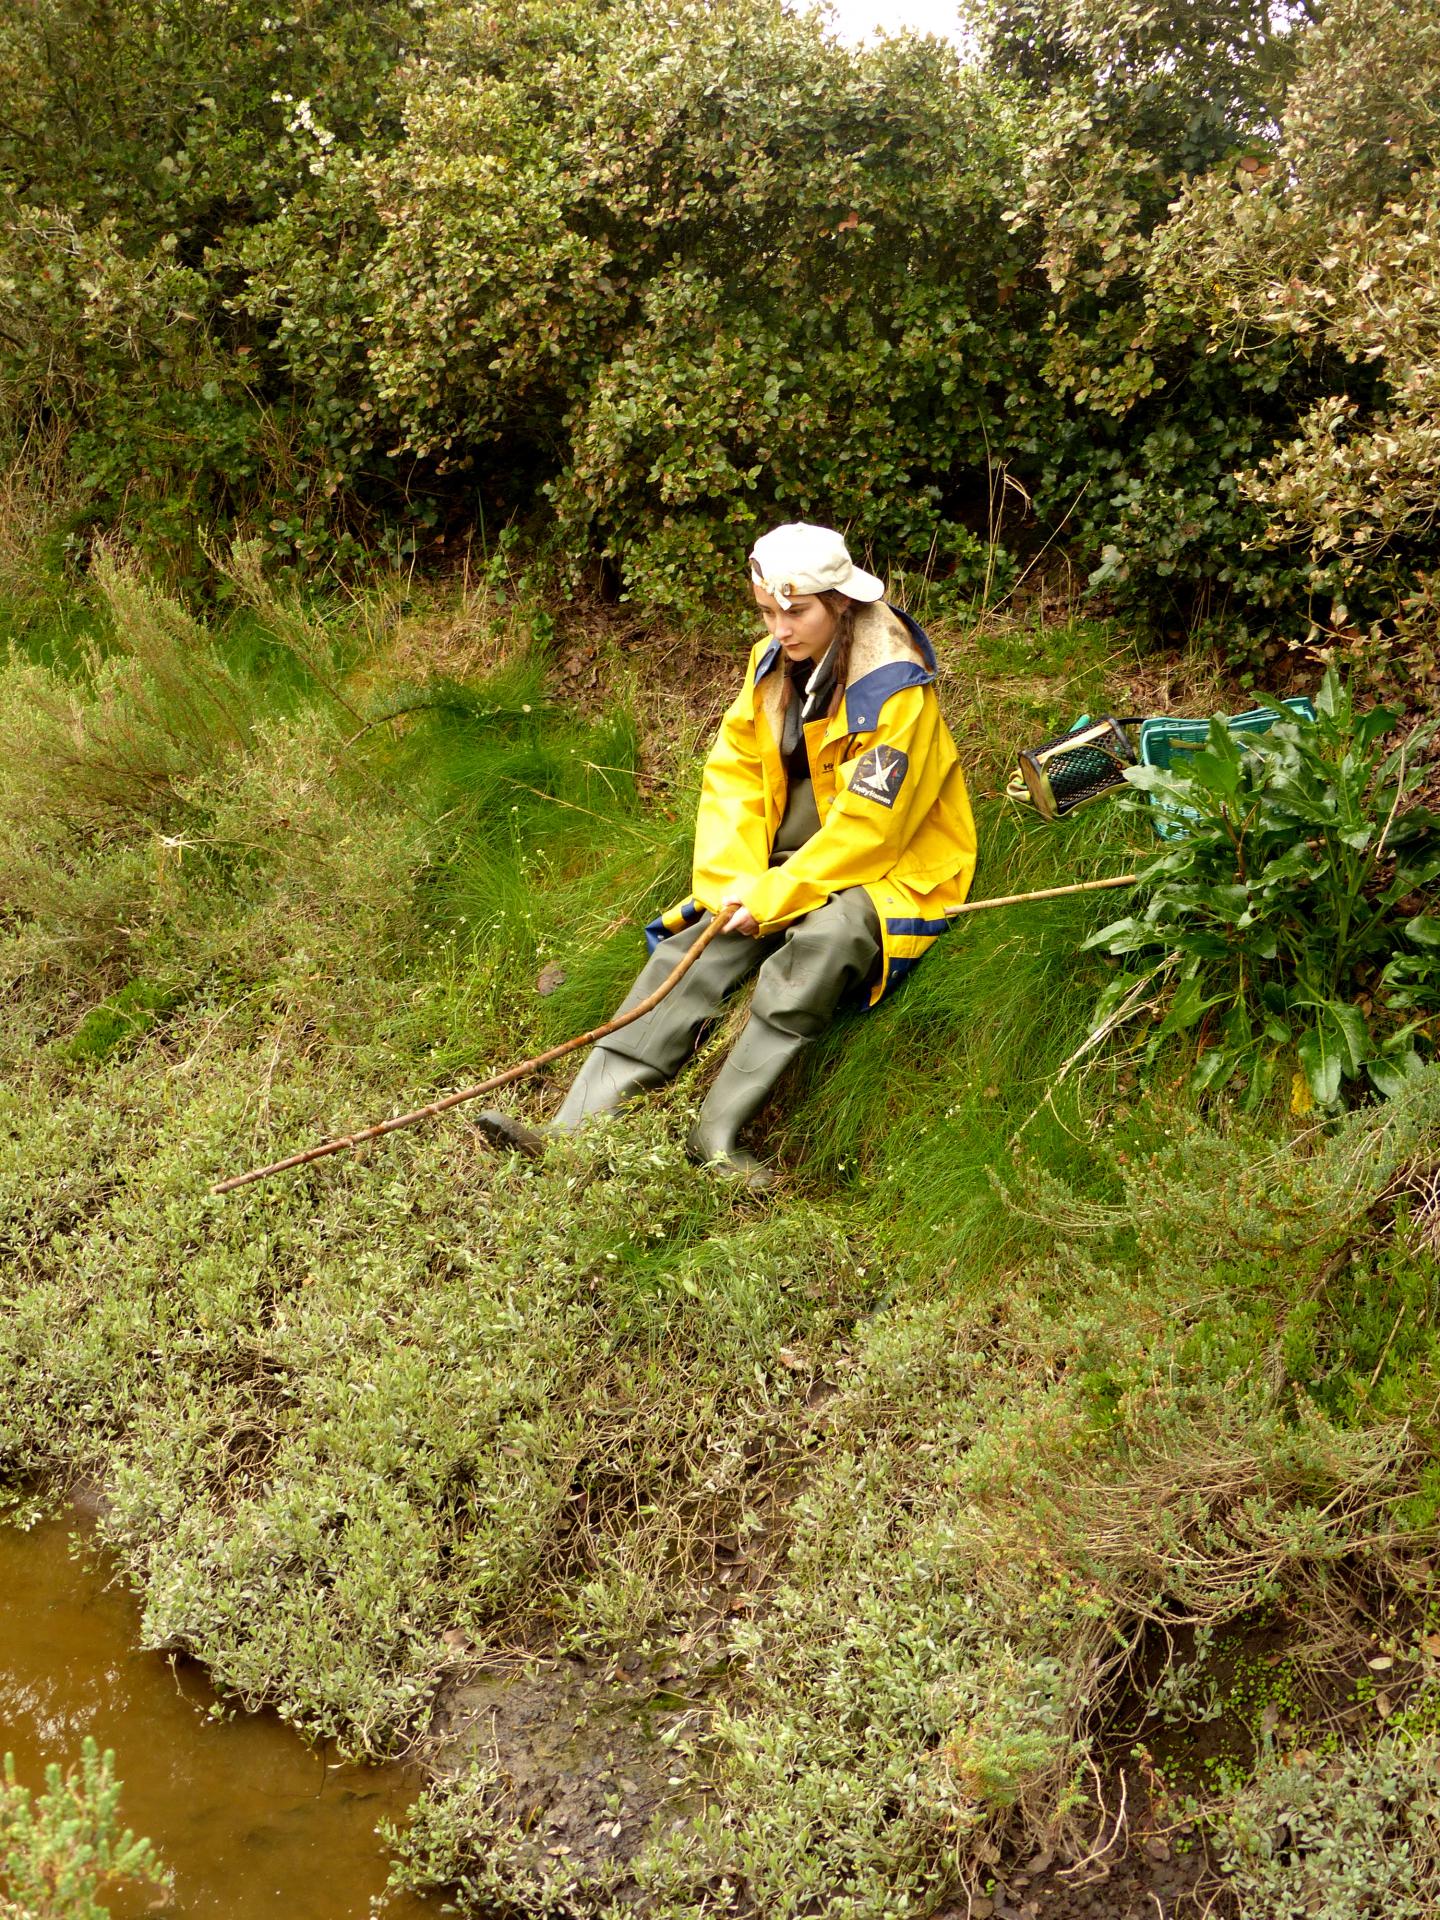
754,602,936,738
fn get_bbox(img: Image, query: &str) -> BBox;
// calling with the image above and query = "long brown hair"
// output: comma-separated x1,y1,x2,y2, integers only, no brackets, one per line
817,590,858,715
775,592,859,725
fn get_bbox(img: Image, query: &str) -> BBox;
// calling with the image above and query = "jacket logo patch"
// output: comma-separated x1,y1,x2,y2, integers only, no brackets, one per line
849,745,909,809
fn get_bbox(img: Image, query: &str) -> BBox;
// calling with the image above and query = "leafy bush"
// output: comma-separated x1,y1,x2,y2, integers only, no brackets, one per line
0,0,414,247
0,1,418,577
1089,672,1440,1108
981,0,1322,644
236,0,1039,608
0,204,272,578
1144,0,1440,677
5,0,1440,656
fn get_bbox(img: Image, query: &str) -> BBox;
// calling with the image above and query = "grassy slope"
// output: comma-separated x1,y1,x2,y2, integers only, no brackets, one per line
1,559,1437,1918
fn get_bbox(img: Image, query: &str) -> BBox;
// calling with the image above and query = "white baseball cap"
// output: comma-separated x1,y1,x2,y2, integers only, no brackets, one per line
749,523,885,609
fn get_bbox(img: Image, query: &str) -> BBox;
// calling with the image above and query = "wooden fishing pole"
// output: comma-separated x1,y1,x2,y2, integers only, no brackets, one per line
212,871,1139,1195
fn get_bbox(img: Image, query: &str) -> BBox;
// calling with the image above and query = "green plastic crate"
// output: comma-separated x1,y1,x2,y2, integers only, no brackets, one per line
1139,697,1316,840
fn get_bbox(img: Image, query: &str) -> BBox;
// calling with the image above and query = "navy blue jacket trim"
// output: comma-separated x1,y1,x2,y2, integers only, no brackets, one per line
890,605,938,671
643,898,703,954
843,604,938,732
845,660,933,734
884,915,954,937
754,638,782,683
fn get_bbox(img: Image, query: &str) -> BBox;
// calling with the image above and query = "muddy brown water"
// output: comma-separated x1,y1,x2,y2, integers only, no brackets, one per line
0,1509,444,1919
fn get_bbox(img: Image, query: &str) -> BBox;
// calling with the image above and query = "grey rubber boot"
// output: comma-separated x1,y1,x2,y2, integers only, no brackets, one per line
552,1046,666,1129
471,1046,664,1160
685,1012,808,1195
685,887,879,1192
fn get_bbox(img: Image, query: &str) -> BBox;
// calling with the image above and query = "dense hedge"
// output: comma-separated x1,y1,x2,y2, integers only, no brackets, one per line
1,0,1437,660
232,0,1044,605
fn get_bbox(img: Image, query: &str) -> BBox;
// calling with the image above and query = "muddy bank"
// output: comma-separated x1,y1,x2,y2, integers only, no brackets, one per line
0,1503,1309,1920
420,1647,717,1906
945,1833,1234,1920
423,1644,1236,1920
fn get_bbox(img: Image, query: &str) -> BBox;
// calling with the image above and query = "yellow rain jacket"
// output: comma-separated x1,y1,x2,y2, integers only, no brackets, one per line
647,602,976,1004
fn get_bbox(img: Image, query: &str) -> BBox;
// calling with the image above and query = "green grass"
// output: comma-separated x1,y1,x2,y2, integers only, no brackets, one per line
0,559,1436,1919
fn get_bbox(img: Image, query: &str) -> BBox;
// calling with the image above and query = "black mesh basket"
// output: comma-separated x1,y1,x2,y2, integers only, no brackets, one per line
1011,716,1138,821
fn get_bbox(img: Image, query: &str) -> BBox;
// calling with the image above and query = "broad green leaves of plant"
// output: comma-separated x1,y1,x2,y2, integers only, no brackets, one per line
1086,670,1440,1109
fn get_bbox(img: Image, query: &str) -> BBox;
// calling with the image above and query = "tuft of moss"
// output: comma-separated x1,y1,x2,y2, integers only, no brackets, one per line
58,978,187,1064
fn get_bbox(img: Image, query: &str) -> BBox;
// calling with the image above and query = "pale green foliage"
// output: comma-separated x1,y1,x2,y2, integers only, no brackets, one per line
0,1739,168,1920
1148,0,1440,673
396,1180,1429,1916
395,1078,1440,1915
3,569,1439,1914
623,1292,1412,1916
0,562,870,1747
1216,1733,1440,1920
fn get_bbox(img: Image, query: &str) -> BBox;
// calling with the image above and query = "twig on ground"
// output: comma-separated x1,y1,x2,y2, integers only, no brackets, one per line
1061,1762,1128,1882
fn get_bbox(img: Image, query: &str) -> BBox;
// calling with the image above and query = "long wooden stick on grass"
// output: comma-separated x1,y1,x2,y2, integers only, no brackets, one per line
213,871,1139,1194
945,871,1138,918
213,914,727,1194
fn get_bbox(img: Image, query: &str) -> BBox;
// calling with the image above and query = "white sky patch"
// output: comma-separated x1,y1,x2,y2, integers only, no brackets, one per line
802,0,976,50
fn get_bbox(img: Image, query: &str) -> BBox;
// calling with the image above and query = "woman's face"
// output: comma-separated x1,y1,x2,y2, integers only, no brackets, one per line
751,582,840,664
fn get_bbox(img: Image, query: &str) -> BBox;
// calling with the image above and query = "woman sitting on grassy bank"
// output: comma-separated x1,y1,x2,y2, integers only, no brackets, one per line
477,523,977,1189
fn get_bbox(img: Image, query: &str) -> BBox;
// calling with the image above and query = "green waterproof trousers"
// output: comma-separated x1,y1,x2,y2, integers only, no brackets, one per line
595,886,882,1081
